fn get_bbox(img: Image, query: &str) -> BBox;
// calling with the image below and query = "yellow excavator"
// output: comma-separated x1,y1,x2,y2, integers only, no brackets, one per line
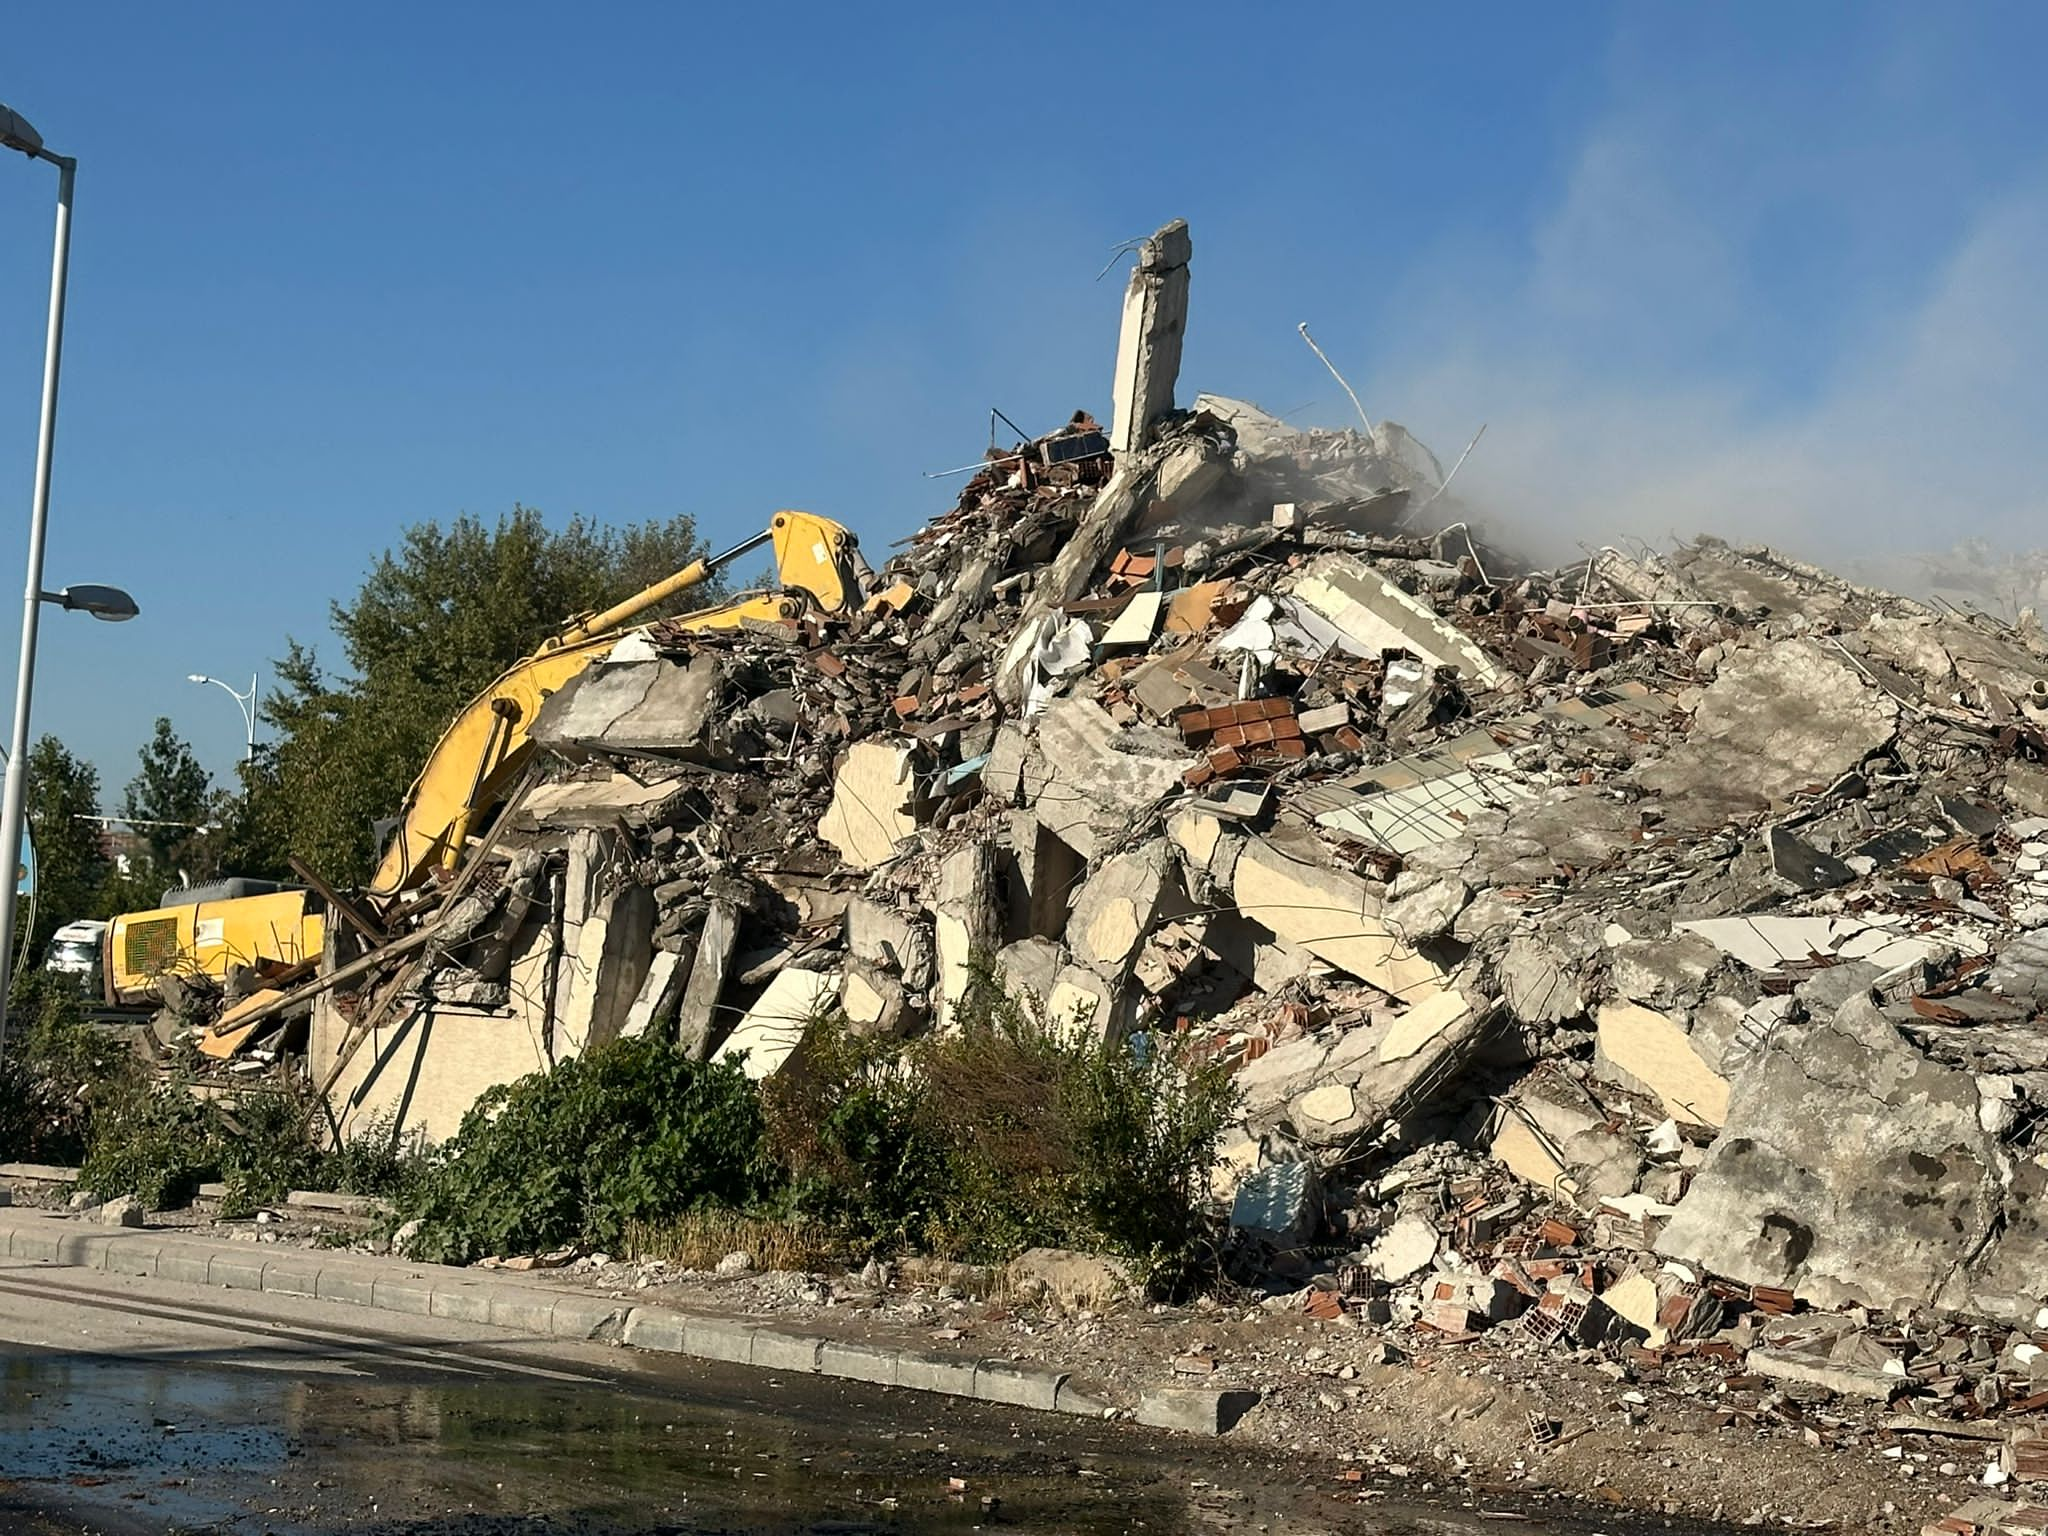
365,510,865,899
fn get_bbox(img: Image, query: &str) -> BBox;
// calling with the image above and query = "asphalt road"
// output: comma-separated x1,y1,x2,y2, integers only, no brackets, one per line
0,1256,1707,1535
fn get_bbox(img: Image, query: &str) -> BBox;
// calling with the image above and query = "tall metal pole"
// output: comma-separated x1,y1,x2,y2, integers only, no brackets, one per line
245,670,257,764
0,153,76,1053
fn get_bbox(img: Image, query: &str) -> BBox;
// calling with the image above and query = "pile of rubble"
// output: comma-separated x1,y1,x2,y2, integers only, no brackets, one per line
177,219,2048,1517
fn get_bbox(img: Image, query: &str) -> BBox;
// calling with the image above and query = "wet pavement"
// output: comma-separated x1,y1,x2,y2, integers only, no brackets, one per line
0,1260,1739,1535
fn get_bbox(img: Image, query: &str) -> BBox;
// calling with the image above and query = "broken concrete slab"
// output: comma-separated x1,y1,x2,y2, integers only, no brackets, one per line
817,741,919,869
1227,835,1449,1002
515,770,692,833
531,653,730,762
1593,1002,1731,1128
1379,987,1473,1065
1489,1104,1577,1200
1025,696,1188,862
619,949,685,1041
1747,1346,1902,1402
1637,639,1898,825
1066,840,1176,975
712,968,841,1080
1290,554,1507,691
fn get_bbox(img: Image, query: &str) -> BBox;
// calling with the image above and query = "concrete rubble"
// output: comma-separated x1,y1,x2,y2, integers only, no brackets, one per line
162,218,2048,1503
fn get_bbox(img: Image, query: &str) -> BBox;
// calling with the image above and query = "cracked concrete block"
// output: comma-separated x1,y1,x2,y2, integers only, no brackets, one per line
993,937,1064,1011
1066,840,1175,974
1498,934,1584,1026
1382,871,1469,945
845,898,934,990
1655,993,2029,1320
1294,1081,1356,1130
675,893,743,1061
1608,934,1722,1008
896,1349,980,1396
1026,697,1188,862
933,840,1002,1030
818,741,920,869
531,653,729,760
1379,988,1473,1065
1167,808,1226,876
712,968,840,1079
974,1360,1067,1410
1137,1387,1260,1435
1594,1001,1731,1128
1747,1346,1901,1401
1227,836,1447,1000
1046,966,1123,1040
840,962,910,1036
557,883,656,1054
1006,810,1085,942
984,724,1032,805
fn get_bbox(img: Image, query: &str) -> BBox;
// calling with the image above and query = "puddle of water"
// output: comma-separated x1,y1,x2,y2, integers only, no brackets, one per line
0,1347,1747,1536
0,1351,1200,1533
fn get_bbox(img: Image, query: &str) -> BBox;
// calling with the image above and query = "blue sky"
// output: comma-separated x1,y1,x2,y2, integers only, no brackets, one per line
0,4,2043,798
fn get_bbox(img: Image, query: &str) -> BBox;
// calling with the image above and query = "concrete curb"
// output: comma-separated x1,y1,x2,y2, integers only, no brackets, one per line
0,1211,1228,1429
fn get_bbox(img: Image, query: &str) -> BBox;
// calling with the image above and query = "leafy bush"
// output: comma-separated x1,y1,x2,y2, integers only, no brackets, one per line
75,1067,409,1216
78,1080,222,1210
766,957,1239,1292
314,1109,430,1200
0,985,139,1165
393,1037,771,1265
763,1016,948,1252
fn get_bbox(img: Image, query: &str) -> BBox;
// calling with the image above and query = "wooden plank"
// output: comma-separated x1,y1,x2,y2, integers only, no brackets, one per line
288,856,387,944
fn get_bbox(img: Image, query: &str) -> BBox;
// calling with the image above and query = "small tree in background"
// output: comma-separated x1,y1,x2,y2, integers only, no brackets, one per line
122,717,214,886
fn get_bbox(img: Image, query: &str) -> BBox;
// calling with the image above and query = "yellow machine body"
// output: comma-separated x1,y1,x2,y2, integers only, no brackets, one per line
106,889,326,1007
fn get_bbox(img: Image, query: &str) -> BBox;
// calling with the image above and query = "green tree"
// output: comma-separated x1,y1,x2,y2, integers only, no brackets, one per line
21,735,106,957
258,507,715,884
122,718,214,883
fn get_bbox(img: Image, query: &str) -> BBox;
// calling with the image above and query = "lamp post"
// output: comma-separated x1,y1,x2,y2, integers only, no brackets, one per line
0,101,136,1055
188,672,257,764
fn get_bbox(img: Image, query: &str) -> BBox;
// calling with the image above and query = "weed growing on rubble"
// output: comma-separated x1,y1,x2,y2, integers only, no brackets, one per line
924,960,1240,1291
762,1012,950,1251
393,1038,770,1266
764,960,1240,1292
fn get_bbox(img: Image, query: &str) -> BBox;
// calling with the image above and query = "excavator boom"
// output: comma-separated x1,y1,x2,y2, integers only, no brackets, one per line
365,511,861,898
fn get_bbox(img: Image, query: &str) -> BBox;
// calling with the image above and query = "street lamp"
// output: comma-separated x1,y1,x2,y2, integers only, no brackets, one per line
188,671,257,763
0,99,107,1054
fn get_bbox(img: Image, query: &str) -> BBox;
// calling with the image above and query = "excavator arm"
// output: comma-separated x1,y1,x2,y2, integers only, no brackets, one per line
365,511,862,899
